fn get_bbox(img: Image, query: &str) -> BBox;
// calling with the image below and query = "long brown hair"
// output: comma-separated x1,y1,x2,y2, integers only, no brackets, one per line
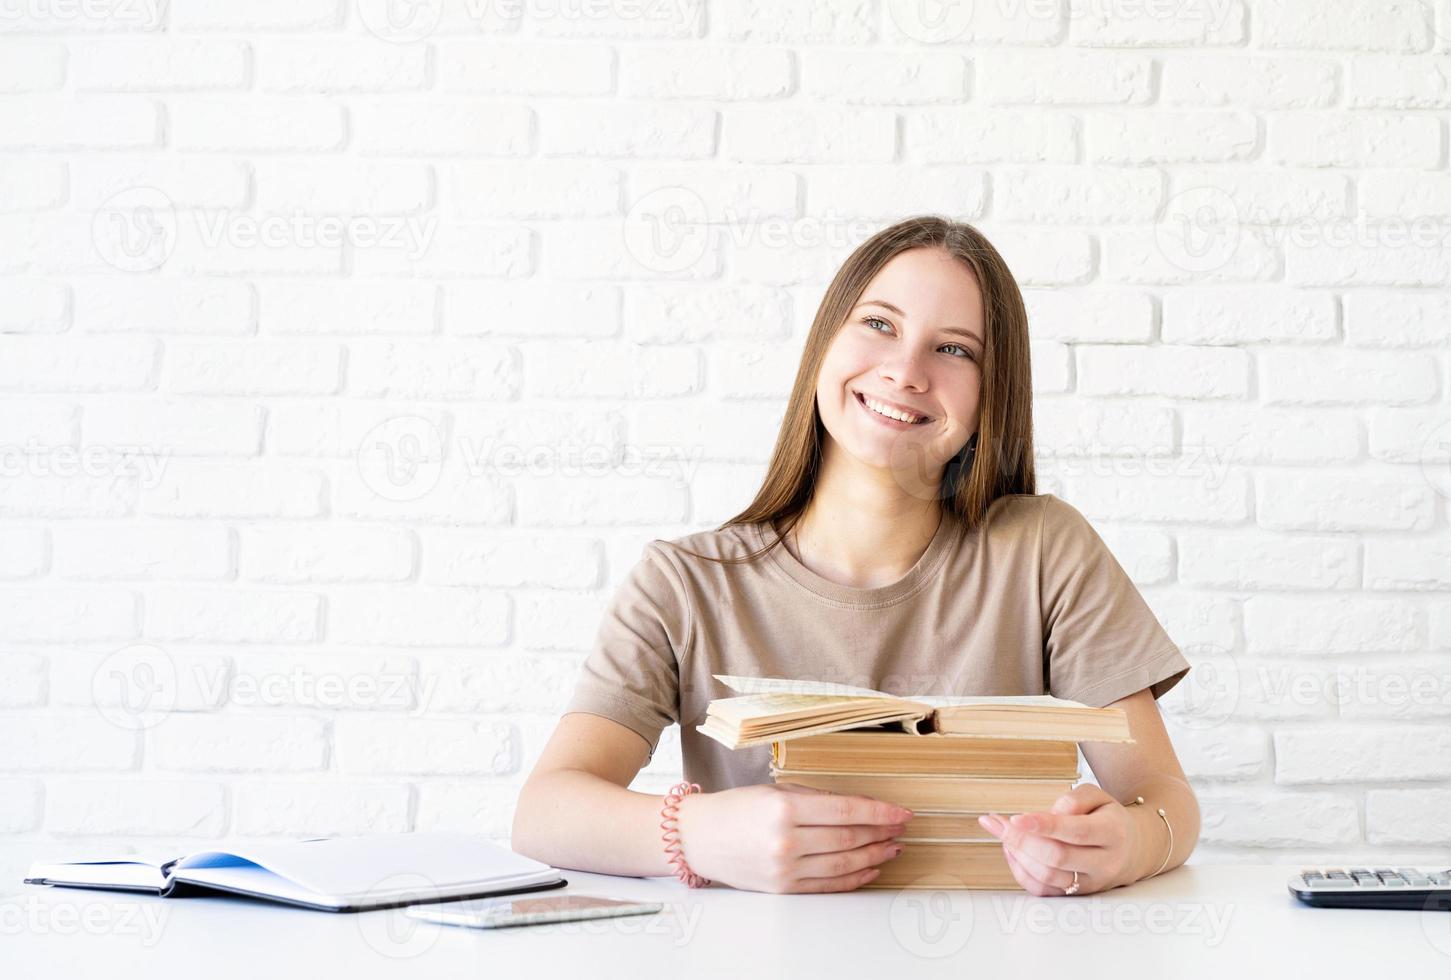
681,215,1036,565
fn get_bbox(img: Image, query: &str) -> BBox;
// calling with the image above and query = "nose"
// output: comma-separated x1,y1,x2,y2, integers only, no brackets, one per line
877,348,930,392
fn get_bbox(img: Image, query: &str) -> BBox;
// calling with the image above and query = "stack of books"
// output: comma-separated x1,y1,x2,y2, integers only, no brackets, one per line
698,675,1133,890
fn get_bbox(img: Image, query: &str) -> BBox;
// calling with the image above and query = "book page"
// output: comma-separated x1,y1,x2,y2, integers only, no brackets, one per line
915,693,1089,709
713,674,896,698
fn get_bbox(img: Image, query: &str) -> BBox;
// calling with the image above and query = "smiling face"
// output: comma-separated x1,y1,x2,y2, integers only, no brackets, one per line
814,246,985,489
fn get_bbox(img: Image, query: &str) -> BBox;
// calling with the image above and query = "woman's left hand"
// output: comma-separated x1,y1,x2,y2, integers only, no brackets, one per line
978,784,1138,897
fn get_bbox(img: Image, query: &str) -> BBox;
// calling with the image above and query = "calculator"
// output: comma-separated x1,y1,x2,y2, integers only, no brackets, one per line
1288,867,1451,910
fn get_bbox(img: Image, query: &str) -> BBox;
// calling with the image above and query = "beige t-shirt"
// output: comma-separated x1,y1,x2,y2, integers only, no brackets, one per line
563,492,1191,791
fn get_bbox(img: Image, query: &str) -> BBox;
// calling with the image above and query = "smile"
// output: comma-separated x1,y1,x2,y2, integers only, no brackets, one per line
854,390,931,426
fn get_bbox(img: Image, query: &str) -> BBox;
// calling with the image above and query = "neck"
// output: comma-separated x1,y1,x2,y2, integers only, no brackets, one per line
785,443,945,589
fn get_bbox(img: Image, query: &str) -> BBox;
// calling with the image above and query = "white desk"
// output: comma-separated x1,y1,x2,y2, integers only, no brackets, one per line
7,865,1450,977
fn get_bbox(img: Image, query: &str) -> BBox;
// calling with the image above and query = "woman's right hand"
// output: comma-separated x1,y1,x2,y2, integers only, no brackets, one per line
672,783,913,893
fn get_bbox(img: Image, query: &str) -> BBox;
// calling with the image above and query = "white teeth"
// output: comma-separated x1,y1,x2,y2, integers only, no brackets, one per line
862,393,924,424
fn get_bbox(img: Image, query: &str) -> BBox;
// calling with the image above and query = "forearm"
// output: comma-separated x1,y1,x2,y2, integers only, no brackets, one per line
511,768,673,878
1114,773,1201,886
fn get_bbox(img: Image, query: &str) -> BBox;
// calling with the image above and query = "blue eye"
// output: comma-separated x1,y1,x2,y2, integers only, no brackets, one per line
863,316,975,360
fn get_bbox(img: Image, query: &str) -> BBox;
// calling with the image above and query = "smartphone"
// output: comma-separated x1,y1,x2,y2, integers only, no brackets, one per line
404,893,663,930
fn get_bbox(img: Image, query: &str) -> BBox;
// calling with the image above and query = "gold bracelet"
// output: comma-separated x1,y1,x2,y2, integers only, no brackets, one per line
1126,795,1173,878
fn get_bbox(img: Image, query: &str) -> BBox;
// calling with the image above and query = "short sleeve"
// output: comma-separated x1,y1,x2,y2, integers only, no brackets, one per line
561,541,690,761
1038,495,1191,707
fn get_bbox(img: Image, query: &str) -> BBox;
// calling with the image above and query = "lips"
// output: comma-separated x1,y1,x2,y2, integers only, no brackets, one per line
853,389,932,424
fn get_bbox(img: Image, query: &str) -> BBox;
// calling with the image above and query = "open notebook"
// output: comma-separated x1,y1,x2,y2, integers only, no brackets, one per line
23,832,566,913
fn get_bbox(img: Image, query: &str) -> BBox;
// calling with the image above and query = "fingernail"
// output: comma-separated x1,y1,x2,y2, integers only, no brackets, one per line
890,844,904,857
979,813,1001,832
896,808,914,821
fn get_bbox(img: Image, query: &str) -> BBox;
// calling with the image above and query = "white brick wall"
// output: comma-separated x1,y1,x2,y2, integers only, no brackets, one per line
2,0,1450,884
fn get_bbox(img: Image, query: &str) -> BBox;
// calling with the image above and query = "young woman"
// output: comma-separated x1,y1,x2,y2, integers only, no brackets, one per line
512,216,1200,896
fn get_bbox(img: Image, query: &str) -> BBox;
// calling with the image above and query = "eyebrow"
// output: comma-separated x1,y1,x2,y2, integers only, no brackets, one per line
854,299,983,345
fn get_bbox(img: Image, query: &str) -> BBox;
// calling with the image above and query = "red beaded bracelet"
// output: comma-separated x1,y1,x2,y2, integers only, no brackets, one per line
660,781,710,888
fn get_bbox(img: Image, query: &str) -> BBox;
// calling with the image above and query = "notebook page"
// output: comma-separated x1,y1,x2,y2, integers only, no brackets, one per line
172,833,557,903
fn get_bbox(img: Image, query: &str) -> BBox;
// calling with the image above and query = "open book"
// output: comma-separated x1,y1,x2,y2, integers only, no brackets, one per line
23,832,566,913
698,675,1133,749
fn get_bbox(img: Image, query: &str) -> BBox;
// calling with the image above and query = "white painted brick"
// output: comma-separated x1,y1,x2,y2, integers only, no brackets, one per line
1034,399,1175,457
0,589,137,641
806,166,984,220
438,41,613,95
1348,55,1451,108
722,107,892,164
150,715,328,772
0,472,137,519
352,222,532,279
0,41,66,93
1365,538,1451,591
253,160,431,215
1260,348,1439,405
1267,113,1441,168
709,341,803,399
54,524,232,581
1064,471,1250,524
0,280,67,333
258,38,428,93
1095,526,1175,585
142,462,325,519
1077,344,1250,399
235,782,412,836
1366,789,1451,844
1286,241,1451,288
239,525,414,583
715,0,874,43
46,779,226,837
623,399,781,463
418,531,602,589
996,166,1164,222
0,399,75,446
516,591,608,650
978,51,1150,104
82,398,263,456
336,717,515,775
1140,593,1239,651
1345,291,1451,348
171,0,341,30
1335,658,1451,720
259,281,436,337
225,652,418,711
522,341,699,398
1162,288,1337,345
1197,790,1359,846
1367,407,1450,463
173,99,345,152
981,227,1095,285
1257,472,1436,531
447,404,626,471
0,654,46,708
71,158,250,211
1360,171,1451,223
515,474,689,526
70,39,249,91
622,284,788,343
1175,168,1351,224
147,587,322,643
332,457,511,525
905,109,1078,163
1031,341,1071,393
0,717,137,771
0,160,66,212
166,213,344,277
348,340,518,399
1244,596,1424,654
0,337,158,392
1088,111,1257,163
1162,55,1338,107
416,780,518,837
0,779,42,832
1070,0,1246,46
1179,531,1359,590
0,527,48,579
629,45,793,100
72,280,254,336
1163,721,1268,781
1254,0,1432,52
50,649,230,713
329,587,509,647
1182,405,1360,465
355,102,533,156
1099,230,1281,287
164,342,342,396
528,0,704,38
801,49,964,104
0,97,159,149
416,651,583,713
449,161,619,220
1276,726,1451,783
